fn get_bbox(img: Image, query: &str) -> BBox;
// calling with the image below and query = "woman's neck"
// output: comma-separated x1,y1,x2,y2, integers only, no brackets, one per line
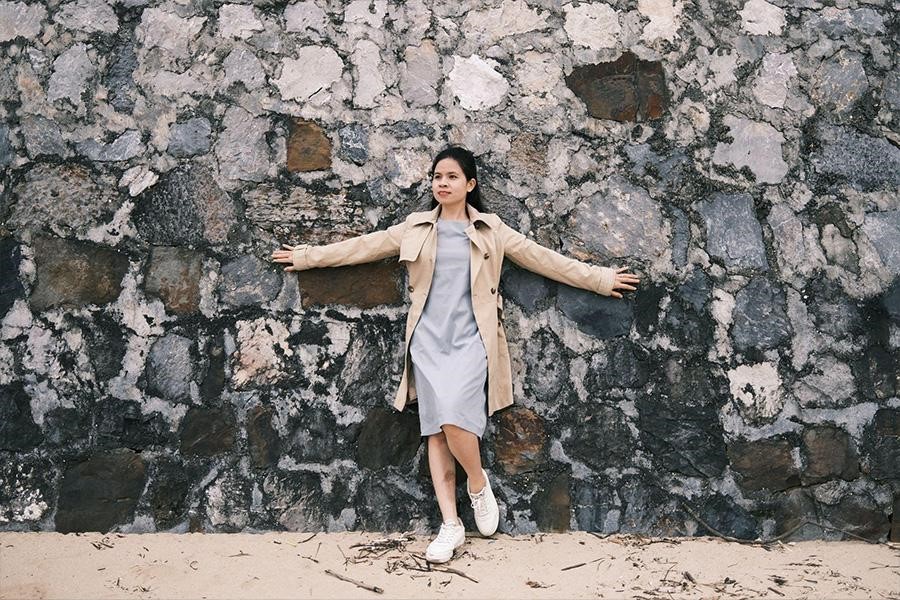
439,201,468,222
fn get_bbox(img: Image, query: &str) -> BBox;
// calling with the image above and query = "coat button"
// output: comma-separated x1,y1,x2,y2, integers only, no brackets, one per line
490,287,496,294
408,285,414,292
483,252,489,259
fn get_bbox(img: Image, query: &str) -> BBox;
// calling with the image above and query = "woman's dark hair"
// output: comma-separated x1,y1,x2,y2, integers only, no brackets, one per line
429,146,486,212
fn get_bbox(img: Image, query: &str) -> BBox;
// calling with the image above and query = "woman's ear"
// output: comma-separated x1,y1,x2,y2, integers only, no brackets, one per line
467,179,476,192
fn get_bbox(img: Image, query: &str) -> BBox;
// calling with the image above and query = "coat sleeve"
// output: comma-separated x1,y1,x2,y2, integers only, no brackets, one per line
498,221,617,296
291,220,407,270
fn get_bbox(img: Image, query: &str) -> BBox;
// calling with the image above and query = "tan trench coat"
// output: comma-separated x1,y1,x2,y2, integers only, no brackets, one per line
291,204,617,416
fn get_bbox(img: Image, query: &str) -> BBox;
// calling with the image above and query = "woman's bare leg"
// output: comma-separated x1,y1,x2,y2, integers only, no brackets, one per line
427,432,458,522
441,424,486,493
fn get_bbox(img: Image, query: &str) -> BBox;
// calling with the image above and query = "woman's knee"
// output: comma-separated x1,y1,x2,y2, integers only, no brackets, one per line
441,424,476,445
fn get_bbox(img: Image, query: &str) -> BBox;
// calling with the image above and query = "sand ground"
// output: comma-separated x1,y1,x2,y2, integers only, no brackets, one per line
1,530,898,599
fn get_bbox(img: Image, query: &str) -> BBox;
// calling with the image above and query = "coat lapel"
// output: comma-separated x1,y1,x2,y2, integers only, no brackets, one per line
410,203,493,282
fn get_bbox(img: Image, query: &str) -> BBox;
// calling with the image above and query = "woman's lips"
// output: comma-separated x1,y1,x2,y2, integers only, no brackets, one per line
437,191,450,196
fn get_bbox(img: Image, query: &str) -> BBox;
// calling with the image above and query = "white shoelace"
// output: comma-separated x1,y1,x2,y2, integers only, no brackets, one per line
470,488,489,516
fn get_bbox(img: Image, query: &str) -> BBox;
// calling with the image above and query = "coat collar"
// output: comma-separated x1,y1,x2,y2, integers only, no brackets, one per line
408,203,493,228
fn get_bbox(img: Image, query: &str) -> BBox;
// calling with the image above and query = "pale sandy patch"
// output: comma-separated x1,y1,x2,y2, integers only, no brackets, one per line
1,531,898,599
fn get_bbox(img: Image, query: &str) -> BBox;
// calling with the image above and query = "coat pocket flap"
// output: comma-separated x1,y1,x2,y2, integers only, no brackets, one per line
399,228,430,262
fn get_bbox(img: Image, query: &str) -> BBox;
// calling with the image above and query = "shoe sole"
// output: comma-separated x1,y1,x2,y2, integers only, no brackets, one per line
425,540,464,563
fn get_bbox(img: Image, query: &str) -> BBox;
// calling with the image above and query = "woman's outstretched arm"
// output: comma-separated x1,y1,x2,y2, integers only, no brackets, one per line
499,222,639,298
271,220,408,271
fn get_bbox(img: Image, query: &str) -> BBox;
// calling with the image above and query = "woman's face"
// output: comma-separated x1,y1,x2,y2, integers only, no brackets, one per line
431,157,475,206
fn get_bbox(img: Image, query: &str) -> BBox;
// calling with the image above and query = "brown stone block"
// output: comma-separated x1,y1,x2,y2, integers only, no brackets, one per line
180,407,236,457
287,119,331,172
494,406,547,475
727,436,801,492
801,425,859,484
55,448,146,533
297,259,403,308
565,51,669,122
145,246,203,315
29,235,129,311
533,471,571,532
247,404,280,469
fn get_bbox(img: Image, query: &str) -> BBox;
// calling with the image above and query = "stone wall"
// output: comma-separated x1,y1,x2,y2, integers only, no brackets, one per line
0,0,897,540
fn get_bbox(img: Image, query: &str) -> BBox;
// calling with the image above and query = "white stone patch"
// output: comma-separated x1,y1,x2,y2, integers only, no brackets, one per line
144,67,209,97
25,377,70,426
0,1,46,42
274,46,344,102
767,204,827,286
820,224,858,273
712,115,788,184
752,53,797,109
515,51,562,95
57,0,118,34
22,323,61,381
663,98,709,145
344,0,387,28
786,287,816,370
792,355,856,408
707,49,738,89
223,45,266,90
399,40,440,107
563,2,621,49
199,260,221,319
387,148,431,189
215,106,270,183
448,55,509,111
0,344,14,385
889,324,900,350
638,0,682,43
326,508,357,532
861,211,900,274
106,334,152,402
47,44,95,106
141,396,188,431
739,0,784,36
351,39,385,109
232,317,292,388
0,465,48,523
135,8,206,58
463,0,549,45
206,473,248,529
284,1,328,33
217,4,264,39
2,299,33,340
112,269,169,338
118,166,158,197
709,287,735,360
727,362,783,421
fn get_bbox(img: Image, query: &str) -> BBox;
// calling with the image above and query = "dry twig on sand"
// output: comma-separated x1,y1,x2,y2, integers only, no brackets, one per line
324,569,384,594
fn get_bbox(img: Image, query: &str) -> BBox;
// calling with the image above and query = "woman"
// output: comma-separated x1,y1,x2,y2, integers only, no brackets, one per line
271,146,640,563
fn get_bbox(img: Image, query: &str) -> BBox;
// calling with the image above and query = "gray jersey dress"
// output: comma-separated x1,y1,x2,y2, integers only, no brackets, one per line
410,219,488,438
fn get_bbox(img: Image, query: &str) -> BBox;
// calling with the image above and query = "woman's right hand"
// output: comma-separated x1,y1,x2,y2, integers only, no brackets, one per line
271,243,298,271
610,267,640,299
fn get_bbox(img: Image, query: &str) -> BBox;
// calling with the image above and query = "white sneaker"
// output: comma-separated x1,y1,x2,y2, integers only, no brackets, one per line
425,517,465,563
467,468,499,536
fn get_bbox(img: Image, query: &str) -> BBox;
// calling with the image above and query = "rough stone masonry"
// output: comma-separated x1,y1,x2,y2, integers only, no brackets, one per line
0,0,897,541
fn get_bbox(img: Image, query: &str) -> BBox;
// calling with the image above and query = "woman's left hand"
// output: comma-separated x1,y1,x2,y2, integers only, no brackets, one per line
270,243,298,271
610,267,640,299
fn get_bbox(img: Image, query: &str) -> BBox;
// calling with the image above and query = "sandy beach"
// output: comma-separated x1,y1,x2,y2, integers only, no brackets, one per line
1,531,898,599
